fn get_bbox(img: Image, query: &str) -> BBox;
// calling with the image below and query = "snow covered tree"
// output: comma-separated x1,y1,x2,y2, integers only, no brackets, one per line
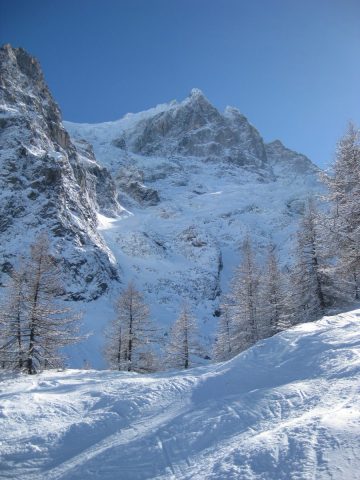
104,319,126,371
165,305,202,370
214,239,299,362
230,236,261,352
321,123,360,300
104,282,158,373
290,199,332,324
258,245,291,336
0,235,82,374
214,236,262,360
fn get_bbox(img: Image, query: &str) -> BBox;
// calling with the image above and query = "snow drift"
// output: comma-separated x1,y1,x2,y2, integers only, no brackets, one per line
1,308,359,479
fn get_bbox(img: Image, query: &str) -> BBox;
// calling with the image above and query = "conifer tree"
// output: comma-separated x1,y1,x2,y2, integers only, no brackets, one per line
258,245,290,336
104,282,158,372
0,234,82,374
104,319,126,371
0,264,27,370
214,238,302,363
290,200,331,324
214,236,262,360
321,123,360,300
230,236,261,352
165,305,202,370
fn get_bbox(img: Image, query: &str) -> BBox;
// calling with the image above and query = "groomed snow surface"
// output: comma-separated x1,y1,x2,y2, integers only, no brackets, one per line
1,309,360,480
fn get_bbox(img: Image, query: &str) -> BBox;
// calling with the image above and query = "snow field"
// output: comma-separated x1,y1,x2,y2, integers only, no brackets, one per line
68,153,320,368
1,309,359,479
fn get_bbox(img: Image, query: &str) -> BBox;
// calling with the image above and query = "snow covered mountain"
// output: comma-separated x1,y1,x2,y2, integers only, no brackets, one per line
0,44,323,365
65,87,321,359
1,308,359,479
0,44,121,300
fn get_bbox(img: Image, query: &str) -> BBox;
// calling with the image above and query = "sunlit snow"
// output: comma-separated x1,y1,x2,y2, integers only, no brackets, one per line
1,308,359,479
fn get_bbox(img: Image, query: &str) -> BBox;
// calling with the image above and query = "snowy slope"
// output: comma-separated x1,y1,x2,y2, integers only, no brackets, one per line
1,309,359,479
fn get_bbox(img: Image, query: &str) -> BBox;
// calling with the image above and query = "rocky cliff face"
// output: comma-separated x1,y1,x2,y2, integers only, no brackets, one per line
265,139,319,179
0,44,120,299
110,88,271,179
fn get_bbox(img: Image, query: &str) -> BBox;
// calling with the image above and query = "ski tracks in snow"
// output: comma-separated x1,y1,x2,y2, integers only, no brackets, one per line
1,310,360,479
41,376,197,480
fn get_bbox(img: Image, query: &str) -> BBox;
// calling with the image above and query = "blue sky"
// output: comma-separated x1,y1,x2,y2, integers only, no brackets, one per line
1,0,359,167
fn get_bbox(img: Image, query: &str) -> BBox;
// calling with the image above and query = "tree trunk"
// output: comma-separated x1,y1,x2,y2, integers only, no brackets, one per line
26,252,43,374
184,325,189,369
117,326,122,371
312,249,326,310
127,300,133,371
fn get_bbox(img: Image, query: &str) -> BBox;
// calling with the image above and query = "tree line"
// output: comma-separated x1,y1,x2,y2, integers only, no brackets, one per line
0,237,205,373
214,122,360,360
104,283,204,372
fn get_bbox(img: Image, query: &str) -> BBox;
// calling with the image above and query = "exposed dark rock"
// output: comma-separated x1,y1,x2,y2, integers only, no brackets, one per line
72,138,120,216
115,88,271,178
116,167,160,206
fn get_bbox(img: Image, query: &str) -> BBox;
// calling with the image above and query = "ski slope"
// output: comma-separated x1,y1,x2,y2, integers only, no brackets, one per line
1,309,359,479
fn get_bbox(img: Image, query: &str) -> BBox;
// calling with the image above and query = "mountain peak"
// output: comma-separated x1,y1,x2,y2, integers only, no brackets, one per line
189,87,205,98
265,139,319,177
185,88,212,107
